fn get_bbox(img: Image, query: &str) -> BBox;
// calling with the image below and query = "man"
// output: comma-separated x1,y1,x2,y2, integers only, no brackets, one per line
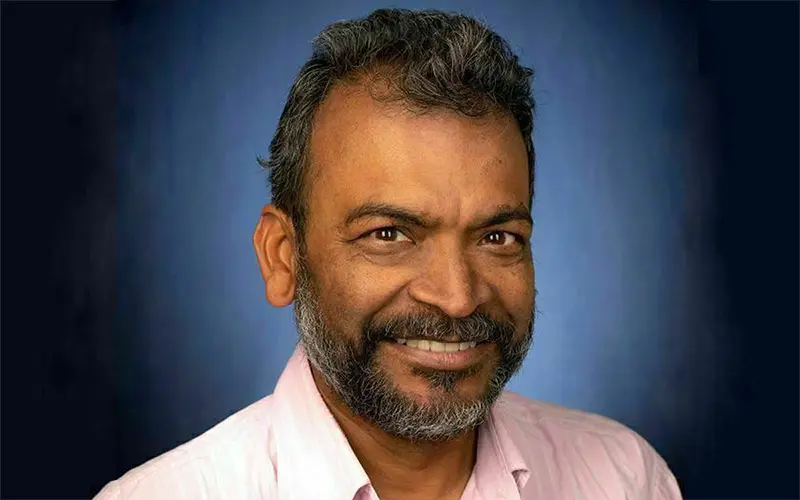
96,8,682,500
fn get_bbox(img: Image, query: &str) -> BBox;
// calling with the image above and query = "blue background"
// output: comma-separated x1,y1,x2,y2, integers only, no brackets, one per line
118,0,720,458
1,1,797,498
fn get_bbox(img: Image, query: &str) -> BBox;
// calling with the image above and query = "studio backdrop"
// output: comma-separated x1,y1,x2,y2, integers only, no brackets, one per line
1,0,797,498
117,0,717,489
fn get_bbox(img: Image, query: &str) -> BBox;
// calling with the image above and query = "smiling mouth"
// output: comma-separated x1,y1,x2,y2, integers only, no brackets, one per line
393,338,486,352
384,338,493,371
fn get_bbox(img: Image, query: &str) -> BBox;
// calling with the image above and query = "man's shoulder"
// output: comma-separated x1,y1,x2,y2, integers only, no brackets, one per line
495,391,682,497
496,390,657,456
94,396,279,500
497,390,639,437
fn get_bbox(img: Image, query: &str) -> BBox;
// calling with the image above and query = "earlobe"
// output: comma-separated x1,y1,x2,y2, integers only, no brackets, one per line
253,205,297,308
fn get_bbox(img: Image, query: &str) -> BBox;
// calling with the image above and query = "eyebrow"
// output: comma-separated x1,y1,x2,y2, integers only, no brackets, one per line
474,204,533,230
343,201,532,230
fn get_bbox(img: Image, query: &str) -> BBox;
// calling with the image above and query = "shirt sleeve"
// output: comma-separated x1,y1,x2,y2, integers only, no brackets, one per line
635,432,683,500
652,459,683,499
93,481,121,500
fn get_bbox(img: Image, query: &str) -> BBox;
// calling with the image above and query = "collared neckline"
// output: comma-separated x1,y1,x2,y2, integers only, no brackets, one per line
271,345,372,499
473,396,533,499
270,345,531,500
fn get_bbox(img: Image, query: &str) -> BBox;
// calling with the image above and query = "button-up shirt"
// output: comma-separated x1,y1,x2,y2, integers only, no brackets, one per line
95,346,682,499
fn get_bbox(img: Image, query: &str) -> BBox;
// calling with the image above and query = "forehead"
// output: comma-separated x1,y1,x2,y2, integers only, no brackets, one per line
306,83,530,221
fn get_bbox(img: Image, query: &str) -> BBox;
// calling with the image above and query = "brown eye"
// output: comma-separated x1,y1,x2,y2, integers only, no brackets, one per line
483,230,518,246
369,227,410,243
485,231,505,245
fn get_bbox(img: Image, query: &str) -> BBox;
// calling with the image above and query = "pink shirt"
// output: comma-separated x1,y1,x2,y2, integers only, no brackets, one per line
95,346,682,499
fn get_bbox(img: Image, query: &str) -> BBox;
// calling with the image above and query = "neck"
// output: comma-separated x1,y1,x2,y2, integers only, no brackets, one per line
311,367,477,500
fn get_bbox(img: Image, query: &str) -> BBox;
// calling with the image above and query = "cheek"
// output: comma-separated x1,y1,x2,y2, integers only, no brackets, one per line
486,262,535,324
314,259,406,331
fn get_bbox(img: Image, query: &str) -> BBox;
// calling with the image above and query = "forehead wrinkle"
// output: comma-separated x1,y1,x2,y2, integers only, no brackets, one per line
307,87,529,229
338,198,530,236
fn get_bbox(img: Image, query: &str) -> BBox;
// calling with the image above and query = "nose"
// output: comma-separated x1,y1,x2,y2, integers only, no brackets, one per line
406,242,491,318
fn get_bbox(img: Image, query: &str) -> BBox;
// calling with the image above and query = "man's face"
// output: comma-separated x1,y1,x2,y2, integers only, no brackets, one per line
294,83,535,442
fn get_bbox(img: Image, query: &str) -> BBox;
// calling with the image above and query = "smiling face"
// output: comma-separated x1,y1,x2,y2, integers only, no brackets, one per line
290,82,536,442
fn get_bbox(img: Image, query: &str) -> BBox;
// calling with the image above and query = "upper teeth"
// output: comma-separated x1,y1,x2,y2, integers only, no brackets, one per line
396,339,477,352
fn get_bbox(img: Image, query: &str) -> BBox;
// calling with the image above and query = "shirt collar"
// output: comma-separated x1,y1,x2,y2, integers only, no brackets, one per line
270,345,531,500
271,345,371,499
478,396,533,497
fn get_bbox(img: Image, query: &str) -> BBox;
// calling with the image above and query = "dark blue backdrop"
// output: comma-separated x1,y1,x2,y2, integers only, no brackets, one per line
118,0,718,477
1,1,797,498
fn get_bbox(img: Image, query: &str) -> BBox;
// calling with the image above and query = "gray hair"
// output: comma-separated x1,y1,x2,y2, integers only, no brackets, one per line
259,8,536,245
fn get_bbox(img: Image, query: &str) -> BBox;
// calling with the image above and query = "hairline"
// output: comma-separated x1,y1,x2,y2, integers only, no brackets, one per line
294,79,533,250
294,76,531,250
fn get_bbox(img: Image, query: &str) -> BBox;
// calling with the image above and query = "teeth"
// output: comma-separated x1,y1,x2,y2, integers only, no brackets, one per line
397,339,478,352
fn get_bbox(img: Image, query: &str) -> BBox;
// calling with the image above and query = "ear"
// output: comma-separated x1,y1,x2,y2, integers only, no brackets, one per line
253,204,297,307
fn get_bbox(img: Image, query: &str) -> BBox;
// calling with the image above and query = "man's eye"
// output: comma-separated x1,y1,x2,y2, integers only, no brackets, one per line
482,230,523,247
367,227,411,243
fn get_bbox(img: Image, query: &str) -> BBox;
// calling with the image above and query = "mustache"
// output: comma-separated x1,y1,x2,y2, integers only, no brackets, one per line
363,311,516,345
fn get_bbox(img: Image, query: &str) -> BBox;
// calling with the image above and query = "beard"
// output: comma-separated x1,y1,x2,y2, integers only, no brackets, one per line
293,252,534,443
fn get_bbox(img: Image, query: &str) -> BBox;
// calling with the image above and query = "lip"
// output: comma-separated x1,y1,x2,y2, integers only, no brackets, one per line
383,340,493,371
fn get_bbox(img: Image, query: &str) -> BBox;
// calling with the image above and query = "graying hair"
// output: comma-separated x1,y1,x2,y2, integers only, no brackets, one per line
259,8,536,245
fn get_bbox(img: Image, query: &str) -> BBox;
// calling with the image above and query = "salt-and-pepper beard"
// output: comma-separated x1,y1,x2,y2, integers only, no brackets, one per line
293,251,534,443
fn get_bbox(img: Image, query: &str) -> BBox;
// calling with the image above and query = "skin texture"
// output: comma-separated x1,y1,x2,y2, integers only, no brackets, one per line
253,82,535,500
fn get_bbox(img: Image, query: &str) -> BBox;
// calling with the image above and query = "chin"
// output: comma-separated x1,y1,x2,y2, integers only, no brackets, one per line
392,369,492,402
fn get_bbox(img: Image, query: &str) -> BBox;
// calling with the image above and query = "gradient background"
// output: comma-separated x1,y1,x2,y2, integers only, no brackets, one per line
1,0,798,499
